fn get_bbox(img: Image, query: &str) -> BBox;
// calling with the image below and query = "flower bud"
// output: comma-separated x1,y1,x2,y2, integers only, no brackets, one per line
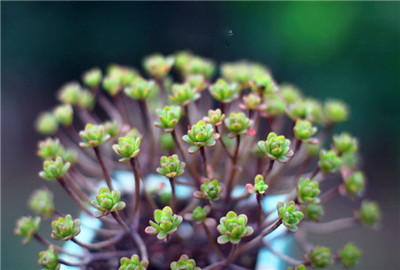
333,132,358,155
174,51,193,72
143,53,174,79
183,56,215,79
224,112,252,136
204,109,225,127
297,178,320,204
51,214,81,241
209,79,239,104
145,206,183,240
324,99,349,123
217,211,253,244
277,201,304,232
28,189,54,219
78,89,96,110
358,200,380,227
264,95,286,117
193,179,223,201
79,124,111,148
119,254,149,270
294,119,318,143
155,106,182,133
319,150,342,173
37,138,62,160
156,154,185,178
103,121,120,138
250,75,277,94
169,82,200,106
182,121,220,154
170,254,200,270
92,187,126,217
185,74,206,92
286,99,307,120
189,206,210,223
38,245,59,270
112,135,141,163
253,174,268,195
124,78,157,100
301,203,324,222
53,104,73,126
304,98,324,124
35,112,59,135
280,84,301,104
344,171,365,198
82,68,102,89
339,243,361,268
39,157,70,180
57,82,81,105
242,93,263,111
257,132,293,163
14,216,41,244
309,246,333,268
102,75,121,96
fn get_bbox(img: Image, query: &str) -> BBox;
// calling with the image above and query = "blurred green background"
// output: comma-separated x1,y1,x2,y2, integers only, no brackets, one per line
2,2,399,269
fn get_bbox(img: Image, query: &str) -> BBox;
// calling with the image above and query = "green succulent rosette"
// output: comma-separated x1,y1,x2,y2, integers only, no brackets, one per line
309,246,333,268
358,200,380,227
209,79,239,104
263,94,286,117
250,74,277,94
91,187,126,217
82,67,102,89
14,216,41,244
78,89,96,110
51,214,81,241
193,179,223,201
183,56,215,79
143,53,174,79
182,120,220,154
257,132,293,163
35,112,59,135
57,82,81,105
339,243,361,268
155,106,182,133
224,112,252,136
39,157,71,180
344,171,365,198
286,99,307,120
170,254,200,270
246,174,268,195
112,135,142,163
280,84,302,105
169,82,200,106
277,201,304,232
217,211,254,244
204,109,225,127
53,104,73,126
185,74,207,92
333,132,358,155
124,77,157,100
156,154,185,178
304,98,324,124
301,203,324,222
79,124,111,148
119,254,149,270
38,245,60,270
241,93,263,111
324,99,349,123
102,75,121,96
185,206,211,223
297,178,320,204
293,119,318,143
319,150,342,174
28,189,54,219
144,206,183,240
37,138,62,160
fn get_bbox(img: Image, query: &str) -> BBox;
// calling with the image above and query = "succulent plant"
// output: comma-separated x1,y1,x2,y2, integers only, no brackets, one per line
28,189,54,219
170,254,200,270
344,171,366,198
119,254,149,270
51,214,81,241
217,211,253,244
156,154,185,178
14,216,41,244
224,112,252,136
38,245,60,270
193,179,223,201
39,157,70,180
182,120,220,154
19,51,379,269
297,178,320,204
209,79,239,104
333,132,358,155
155,106,182,133
145,206,183,240
319,150,342,174
358,200,381,227
309,246,333,268
112,135,142,163
91,187,126,217
258,132,294,163
293,119,318,143
277,201,304,231
339,243,361,268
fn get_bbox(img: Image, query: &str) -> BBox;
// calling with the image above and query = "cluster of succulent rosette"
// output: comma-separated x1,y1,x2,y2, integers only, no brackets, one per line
15,51,380,269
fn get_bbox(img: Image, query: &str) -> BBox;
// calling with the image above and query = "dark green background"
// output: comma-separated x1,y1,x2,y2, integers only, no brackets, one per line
2,2,399,269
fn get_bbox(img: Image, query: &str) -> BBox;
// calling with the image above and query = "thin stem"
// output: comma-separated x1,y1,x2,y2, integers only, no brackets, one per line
303,217,357,234
93,147,113,191
59,258,88,267
169,177,176,211
139,99,155,165
215,126,233,160
319,186,339,204
129,158,141,221
202,222,224,260
262,159,275,179
224,243,238,268
256,193,263,229
184,105,191,126
263,241,304,266
71,232,123,250
57,177,93,216
310,166,320,180
34,233,85,259
225,135,241,203
199,147,209,178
